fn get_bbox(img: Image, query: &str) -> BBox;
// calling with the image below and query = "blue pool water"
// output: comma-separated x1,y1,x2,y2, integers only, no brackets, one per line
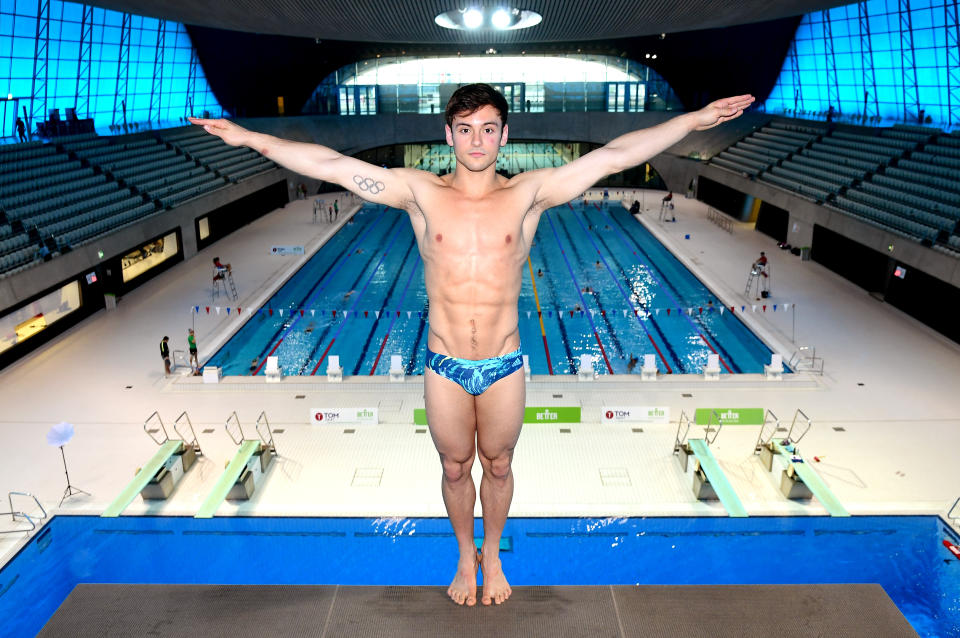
1,515,957,637
207,203,778,376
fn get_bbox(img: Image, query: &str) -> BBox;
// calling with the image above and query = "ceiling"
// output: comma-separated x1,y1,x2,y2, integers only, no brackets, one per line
89,0,846,43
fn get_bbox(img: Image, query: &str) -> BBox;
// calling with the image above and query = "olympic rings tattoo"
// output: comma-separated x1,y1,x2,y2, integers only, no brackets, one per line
354,175,386,195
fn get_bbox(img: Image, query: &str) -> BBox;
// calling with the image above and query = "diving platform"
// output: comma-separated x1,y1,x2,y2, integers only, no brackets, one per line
39,583,919,638
195,411,277,518
102,412,202,517
674,410,748,517
755,409,849,517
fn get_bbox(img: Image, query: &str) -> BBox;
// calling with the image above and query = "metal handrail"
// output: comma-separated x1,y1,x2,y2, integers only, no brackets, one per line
673,410,692,454
224,411,246,446
789,346,824,375
948,497,960,524
704,410,723,445
173,411,203,456
0,511,35,534
754,409,780,453
143,411,170,446
255,411,276,454
787,408,813,444
8,492,47,524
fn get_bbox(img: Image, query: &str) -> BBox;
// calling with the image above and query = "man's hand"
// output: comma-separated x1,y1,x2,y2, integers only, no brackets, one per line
187,117,251,147
692,95,756,131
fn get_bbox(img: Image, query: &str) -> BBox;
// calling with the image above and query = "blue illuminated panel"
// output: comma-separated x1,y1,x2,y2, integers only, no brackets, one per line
0,0,222,137
765,0,955,127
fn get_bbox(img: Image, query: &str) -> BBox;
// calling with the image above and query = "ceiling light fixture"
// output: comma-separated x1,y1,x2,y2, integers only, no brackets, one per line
435,6,542,31
463,8,483,28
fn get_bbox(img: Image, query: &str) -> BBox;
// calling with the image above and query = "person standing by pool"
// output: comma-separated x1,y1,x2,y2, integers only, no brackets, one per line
187,328,199,374
190,85,753,606
159,336,171,376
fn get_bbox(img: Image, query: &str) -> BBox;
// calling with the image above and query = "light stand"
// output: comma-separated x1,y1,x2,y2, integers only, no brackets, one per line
58,444,90,506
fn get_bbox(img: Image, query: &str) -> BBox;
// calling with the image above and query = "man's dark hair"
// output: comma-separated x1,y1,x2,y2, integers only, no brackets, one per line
445,83,509,128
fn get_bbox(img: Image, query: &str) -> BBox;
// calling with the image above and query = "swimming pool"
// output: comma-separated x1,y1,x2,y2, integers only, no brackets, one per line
1,515,956,637
206,202,778,376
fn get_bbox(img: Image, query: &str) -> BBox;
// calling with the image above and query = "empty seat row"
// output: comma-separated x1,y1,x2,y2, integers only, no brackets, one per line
936,135,960,148
895,158,960,182
791,153,867,179
925,144,960,160
2,174,109,211
875,171,960,205
0,233,31,256
716,151,767,170
711,156,761,176
0,246,36,274
161,179,225,207
1,153,72,176
911,151,960,170
779,160,849,187
804,148,878,172
880,129,931,142
859,180,960,220
0,140,44,155
831,196,938,241
222,157,274,177
8,182,122,221
759,126,815,142
769,166,839,194
832,131,915,151
0,166,93,199
769,121,826,136
760,172,831,201
736,141,786,159
847,187,955,230
230,164,274,181
0,145,58,164
816,139,896,163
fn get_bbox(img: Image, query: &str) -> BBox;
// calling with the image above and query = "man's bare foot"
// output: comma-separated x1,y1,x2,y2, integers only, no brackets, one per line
480,553,512,605
446,550,479,606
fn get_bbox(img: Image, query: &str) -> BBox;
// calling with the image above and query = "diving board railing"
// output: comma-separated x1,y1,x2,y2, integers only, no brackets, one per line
101,411,203,517
1,492,47,535
673,410,749,518
195,411,276,519
756,408,849,517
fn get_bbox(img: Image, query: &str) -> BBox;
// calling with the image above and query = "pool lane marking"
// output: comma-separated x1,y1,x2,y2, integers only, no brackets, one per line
571,206,673,374
526,256,554,375
252,207,389,375
545,208,614,374
597,203,734,375
310,218,408,375
369,254,422,375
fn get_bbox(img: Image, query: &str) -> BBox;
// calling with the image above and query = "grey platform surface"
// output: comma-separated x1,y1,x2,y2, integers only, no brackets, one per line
39,583,919,638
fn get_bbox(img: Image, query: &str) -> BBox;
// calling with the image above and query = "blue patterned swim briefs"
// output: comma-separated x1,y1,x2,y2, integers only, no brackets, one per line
425,346,524,395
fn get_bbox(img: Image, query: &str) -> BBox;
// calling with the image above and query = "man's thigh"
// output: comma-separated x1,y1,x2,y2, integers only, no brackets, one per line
424,366,477,460
474,368,525,459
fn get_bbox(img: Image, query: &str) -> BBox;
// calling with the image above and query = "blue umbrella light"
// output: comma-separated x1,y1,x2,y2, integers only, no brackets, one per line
47,421,75,447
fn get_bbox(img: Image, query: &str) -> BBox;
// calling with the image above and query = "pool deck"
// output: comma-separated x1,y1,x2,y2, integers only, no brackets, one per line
2,188,960,561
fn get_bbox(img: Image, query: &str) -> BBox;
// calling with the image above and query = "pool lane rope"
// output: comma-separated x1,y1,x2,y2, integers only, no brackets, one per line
252,207,391,376
545,208,614,374
570,203,674,374
310,216,408,375
595,202,734,375
525,256,554,375
368,254,422,375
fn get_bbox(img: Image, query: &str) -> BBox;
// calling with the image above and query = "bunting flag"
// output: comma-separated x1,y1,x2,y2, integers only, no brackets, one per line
773,304,777,311
364,311,368,318
215,307,221,315
332,310,337,316
719,307,724,315
751,305,757,312
407,311,412,318
666,308,670,315
784,303,790,311
698,307,703,315
417,311,422,318
741,306,746,312
526,311,531,319
226,307,231,315
278,309,283,317
237,307,242,314
311,309,315,316
374,311,380,318
206,306,210,314
300,309,305,316
194,305,199,314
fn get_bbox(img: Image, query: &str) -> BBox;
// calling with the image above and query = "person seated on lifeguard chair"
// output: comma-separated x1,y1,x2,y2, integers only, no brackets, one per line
212,256,231,281
752,252,768,278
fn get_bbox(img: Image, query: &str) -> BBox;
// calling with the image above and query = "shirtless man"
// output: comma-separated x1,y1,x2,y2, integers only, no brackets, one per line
189,84,753,606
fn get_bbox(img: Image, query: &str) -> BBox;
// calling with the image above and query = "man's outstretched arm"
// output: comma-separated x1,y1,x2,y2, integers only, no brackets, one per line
530,95,755,210
188,117,415,209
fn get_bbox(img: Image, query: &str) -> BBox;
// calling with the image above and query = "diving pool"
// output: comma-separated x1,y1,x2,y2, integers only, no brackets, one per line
207,202,779,376
1,515,956,637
